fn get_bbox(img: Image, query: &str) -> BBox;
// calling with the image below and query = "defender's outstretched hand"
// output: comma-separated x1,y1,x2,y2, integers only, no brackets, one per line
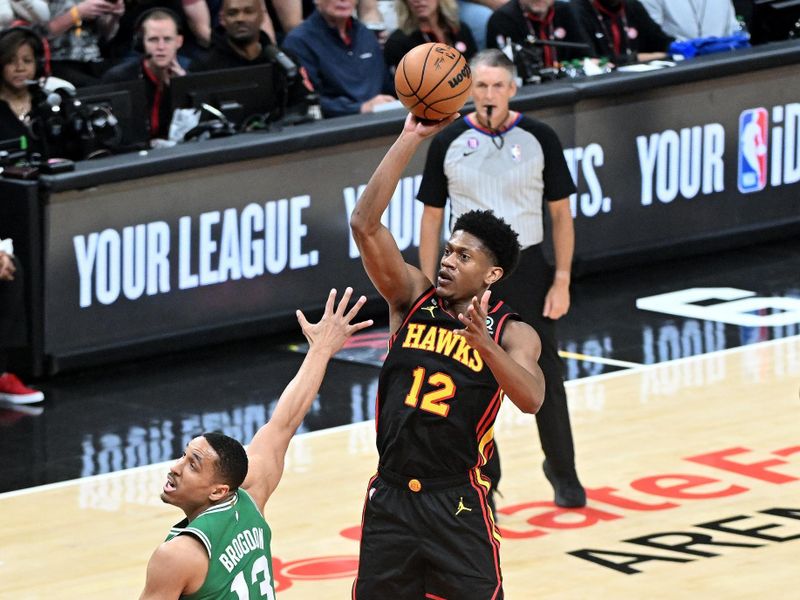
296,287,373,356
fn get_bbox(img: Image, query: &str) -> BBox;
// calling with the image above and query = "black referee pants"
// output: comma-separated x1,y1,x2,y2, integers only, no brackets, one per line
487,243,577,480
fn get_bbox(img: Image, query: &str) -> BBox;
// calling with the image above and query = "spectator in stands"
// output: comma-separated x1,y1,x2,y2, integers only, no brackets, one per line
283,0,394,117
357,0,390,46
102,1,183,66
1,0,50,29
639,0,738,40
190,0,313,121
0,242,43,406
191,0,279,58
184,0,213,50
487,0,594,66
45,0,125,85
384,0,477,72
264,0,302,42
102,8,184,140
455,0,494,50
0,26,46,147
276,0,386,44
570,0,673,64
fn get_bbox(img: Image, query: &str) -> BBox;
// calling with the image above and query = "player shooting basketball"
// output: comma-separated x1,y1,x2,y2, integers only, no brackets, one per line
138,288,372,599
349,113,545,598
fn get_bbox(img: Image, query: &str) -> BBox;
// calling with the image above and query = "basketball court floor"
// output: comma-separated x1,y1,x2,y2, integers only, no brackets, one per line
1,236,798,598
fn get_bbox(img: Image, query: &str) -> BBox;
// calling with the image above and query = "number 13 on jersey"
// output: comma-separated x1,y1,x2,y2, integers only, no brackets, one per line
230,556,275,599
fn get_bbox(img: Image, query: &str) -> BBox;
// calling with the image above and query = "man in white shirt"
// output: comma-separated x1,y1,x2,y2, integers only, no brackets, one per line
639,0,738,40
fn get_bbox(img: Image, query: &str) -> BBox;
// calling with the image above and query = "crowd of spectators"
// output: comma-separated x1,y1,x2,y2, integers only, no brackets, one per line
0,0,796,150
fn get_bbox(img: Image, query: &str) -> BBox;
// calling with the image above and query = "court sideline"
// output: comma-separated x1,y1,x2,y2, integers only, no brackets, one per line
0,237,799,597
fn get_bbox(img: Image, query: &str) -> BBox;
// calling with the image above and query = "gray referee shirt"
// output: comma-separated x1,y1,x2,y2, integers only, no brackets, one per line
417,114,575,249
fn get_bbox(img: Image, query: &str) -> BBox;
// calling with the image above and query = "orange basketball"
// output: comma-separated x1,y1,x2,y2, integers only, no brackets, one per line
395,42,472,121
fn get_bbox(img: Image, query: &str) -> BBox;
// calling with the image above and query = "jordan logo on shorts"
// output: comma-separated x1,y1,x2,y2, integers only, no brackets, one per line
455,497,472,516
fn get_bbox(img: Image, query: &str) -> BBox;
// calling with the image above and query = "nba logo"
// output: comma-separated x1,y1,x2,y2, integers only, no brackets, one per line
738,108,768,193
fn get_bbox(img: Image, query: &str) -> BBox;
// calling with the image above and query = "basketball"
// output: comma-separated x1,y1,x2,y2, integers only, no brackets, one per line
395,42,472,121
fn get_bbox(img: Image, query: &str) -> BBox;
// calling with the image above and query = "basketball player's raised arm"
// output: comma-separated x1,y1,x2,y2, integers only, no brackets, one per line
419,205,445,283
241,288,372,510
350,114,458,312
458,292,545,414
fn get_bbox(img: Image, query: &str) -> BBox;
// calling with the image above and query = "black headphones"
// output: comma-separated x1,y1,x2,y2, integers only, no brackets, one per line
132,7,183,54
0,25,49,79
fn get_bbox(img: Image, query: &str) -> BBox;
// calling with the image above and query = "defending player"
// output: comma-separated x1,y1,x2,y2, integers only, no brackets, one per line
139,288,372,599
350,114,546,598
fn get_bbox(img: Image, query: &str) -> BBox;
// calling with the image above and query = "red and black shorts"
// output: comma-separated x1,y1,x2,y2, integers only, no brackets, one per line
353,468,503,600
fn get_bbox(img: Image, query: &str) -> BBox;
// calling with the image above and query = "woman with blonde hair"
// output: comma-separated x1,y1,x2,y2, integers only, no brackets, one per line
384,0,477,71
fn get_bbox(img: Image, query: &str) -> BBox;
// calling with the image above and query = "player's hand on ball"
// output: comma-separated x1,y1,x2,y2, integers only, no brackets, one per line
403,112,459,137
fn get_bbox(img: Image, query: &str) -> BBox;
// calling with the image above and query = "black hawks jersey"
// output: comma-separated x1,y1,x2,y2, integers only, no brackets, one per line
377,287,521,478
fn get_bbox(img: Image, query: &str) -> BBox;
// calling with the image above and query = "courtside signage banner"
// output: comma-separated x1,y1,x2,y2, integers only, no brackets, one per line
44,142,426,355
43,69,800,358
564,68,800,259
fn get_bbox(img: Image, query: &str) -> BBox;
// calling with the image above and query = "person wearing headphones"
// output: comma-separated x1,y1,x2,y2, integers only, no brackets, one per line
0,26,45,141
102,8,185,140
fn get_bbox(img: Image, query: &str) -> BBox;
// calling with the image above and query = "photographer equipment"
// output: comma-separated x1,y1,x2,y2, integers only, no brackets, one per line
27,79,145,161
509,37,591,84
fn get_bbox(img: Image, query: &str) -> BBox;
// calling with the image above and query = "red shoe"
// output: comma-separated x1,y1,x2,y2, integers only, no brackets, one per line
0,373,44,404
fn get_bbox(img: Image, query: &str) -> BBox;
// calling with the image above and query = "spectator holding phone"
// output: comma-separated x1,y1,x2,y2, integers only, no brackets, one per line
46,0,125,85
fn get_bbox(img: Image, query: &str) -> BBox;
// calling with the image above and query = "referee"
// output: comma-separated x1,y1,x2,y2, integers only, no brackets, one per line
417,48,585,508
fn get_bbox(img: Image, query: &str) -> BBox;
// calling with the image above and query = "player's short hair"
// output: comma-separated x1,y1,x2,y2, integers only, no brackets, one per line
470,49,516,79
452,210,520,280
202,432,249,491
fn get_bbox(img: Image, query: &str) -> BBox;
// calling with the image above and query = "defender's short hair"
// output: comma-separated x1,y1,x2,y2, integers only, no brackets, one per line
452,210,520,280
202,432,249,491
